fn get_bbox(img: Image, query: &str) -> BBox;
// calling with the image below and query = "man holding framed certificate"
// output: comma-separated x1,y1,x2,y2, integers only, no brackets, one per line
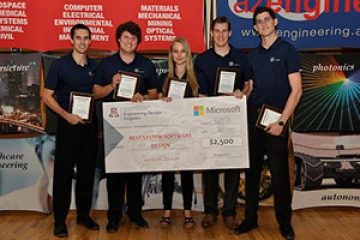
194,16,248,230
234,6,302,240
93,21,157,233
68,92,94,124
113,71,141,100
42,24,99,238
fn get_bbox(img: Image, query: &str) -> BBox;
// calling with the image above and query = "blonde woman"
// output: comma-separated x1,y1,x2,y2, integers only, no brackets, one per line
157,37,205,229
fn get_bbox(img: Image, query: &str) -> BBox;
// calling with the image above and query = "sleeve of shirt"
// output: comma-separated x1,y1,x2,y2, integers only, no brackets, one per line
45,60,61,91
94,60,109,86
147,62,158,91
244,54,253,81
196,71,208,95
236,53,248,90
193,55,207,94
157,73,167,94
286,45,301,74
194,55,202,73
138,61,157,95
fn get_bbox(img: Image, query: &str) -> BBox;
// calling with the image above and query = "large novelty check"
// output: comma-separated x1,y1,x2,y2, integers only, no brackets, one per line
103,96,249,173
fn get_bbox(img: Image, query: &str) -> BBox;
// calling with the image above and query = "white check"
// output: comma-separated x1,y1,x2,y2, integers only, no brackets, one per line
103,96,249,173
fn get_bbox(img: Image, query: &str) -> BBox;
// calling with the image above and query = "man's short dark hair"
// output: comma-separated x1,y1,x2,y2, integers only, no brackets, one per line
71,24,91,39
115,21,142,47
211,16,231,31
253,6,276,25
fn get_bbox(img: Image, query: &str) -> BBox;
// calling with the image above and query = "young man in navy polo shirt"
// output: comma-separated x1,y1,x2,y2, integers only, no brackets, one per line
194,16,248,230
42,24,99,238
93,21,157,233
234,6,302,240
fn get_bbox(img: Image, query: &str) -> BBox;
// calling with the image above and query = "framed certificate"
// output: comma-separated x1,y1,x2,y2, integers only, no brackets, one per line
69,91,94,123
113,71,140,100
255,104,283,130
215,67,239,95
166,78,188,99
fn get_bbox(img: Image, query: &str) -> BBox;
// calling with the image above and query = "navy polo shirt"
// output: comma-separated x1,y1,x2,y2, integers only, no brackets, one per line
95,52,157,102
45,52,97,110
246,37,301,109
157,71,206,97
194,45,247,96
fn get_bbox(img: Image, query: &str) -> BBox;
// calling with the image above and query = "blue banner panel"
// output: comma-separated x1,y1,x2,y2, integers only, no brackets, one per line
0,53,43,134
218,0,360,50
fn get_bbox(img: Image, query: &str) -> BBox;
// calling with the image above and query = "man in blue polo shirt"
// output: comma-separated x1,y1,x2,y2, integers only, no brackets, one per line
234,6,302,240
194,16,248,230
42,24,99,238
93,21,157,233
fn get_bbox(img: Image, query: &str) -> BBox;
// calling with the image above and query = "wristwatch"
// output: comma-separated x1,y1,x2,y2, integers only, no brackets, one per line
278,120,285,126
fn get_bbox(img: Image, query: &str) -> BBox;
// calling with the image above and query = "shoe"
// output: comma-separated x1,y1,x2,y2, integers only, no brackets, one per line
129,215,149,228
201,213,217,228
223,216,238,229
234,221,258,235
280,226,295,240
106,221,119,233
77,216,100,230
160,216,171,229
54,221,68,238
184,217,194,229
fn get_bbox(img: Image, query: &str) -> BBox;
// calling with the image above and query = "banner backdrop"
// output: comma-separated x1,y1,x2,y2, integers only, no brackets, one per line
217,1,360,50
294,53,360,132
292,132,360,210
0,135,53,212
0,0,205,52
0,53,43,134
291,53,360,209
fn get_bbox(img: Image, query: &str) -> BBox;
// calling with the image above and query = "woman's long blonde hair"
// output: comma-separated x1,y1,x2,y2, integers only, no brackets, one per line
162,37,199,97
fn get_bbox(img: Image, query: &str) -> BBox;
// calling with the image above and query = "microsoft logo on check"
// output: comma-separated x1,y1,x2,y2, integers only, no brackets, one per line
193,105,204,116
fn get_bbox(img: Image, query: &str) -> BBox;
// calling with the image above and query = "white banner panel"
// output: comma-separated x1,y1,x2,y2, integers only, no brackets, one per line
0,135,54,213
103,96,249,173
292,188,360,210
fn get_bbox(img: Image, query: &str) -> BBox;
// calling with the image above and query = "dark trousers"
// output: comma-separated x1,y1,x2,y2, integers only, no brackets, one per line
106,172,143,222
53,116,97,222
245,109,292,227
162,171,193,210
203,169,240,217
